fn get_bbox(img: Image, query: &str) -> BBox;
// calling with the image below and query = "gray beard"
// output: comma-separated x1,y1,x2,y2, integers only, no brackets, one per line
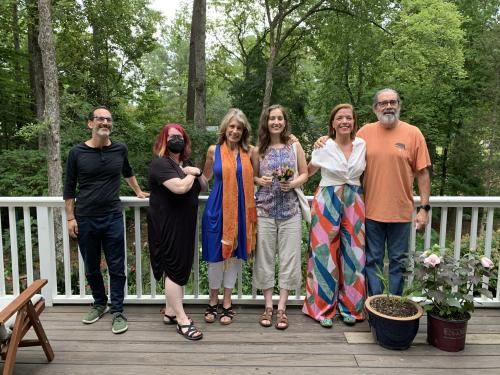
378,112,399,128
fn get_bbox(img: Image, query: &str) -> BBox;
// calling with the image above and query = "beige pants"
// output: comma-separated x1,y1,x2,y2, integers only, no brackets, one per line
253,214,302,290
207,259,241,289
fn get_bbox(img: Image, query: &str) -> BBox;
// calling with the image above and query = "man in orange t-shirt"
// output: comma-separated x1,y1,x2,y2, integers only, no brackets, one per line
357,88,431,296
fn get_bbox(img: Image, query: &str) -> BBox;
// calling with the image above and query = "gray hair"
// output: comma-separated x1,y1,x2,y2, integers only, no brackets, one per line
372,88,401,108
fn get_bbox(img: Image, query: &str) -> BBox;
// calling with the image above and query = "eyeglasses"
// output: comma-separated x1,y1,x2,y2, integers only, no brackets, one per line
376,100,399,108
93,116,113,123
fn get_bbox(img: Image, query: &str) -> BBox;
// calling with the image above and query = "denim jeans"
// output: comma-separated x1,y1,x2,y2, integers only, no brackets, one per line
76,213,126,313
365,219,411,296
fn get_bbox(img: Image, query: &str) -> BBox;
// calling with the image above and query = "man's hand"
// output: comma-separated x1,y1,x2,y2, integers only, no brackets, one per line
314,135,328,149
414,209,429,232
136,190,150,198
68,219,78,238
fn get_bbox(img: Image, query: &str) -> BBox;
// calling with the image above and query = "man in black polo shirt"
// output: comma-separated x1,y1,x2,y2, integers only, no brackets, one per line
63,106,148,334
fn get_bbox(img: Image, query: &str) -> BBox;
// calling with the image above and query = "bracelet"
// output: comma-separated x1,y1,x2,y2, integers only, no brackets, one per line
196,170,203,177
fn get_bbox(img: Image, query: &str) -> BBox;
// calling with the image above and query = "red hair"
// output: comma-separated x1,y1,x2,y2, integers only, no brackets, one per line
153,123,192,161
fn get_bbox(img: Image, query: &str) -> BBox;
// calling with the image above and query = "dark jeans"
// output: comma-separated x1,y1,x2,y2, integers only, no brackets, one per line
365,219,411,296
76,213,126,313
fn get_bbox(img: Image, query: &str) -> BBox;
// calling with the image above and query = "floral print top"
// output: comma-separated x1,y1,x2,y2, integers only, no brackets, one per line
255,145,299,219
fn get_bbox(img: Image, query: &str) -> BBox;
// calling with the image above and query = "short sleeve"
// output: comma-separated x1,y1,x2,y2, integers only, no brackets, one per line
150,157,181,186
414,129,432,172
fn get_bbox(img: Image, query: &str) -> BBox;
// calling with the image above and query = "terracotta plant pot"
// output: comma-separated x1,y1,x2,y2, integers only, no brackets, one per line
427,312,470,352
365,295,424,350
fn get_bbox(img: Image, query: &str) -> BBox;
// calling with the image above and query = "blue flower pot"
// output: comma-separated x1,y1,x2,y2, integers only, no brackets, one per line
365,295,424,350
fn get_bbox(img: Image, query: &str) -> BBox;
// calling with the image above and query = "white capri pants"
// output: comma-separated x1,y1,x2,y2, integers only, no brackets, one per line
208,258,241,289
253,214,302,290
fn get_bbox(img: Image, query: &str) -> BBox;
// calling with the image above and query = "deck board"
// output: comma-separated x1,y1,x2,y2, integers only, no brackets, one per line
4,305,500,374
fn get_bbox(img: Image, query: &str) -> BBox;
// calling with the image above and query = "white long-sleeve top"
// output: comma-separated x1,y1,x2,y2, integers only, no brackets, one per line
311,137,366,186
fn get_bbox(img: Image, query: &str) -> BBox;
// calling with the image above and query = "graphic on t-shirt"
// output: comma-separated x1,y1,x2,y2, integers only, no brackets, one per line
395,142,406,150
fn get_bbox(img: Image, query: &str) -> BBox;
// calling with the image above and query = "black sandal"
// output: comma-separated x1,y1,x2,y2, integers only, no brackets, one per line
204,303,218,323
160,307,177,325
163,314,177,325
220,305,235,325
177,322,203,341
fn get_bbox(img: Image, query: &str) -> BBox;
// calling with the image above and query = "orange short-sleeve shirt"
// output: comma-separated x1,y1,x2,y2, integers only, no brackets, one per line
357,121,431,222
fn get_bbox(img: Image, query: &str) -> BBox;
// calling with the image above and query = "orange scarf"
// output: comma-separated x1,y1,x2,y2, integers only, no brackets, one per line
220,143,257,260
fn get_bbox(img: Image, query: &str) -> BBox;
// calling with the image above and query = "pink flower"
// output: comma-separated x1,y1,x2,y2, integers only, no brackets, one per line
423,254,441,268
421,250,431,258
481,257,494,269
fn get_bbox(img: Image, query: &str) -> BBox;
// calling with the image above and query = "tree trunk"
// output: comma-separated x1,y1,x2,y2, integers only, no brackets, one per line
186,0,197,122
38,0,63,260
262,43,277,112
193,0,206,129
27,0,46,149
8,0,21,150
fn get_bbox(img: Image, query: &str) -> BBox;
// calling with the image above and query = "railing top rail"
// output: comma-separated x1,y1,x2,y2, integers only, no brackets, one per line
0,196,499,207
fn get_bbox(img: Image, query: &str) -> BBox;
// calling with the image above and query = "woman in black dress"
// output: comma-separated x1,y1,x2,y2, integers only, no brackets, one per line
148,123,207,340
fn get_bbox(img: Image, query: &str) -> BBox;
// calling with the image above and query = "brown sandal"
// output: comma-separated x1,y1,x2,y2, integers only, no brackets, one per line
259,307,273,327
275,309,289,330
204,303,218,323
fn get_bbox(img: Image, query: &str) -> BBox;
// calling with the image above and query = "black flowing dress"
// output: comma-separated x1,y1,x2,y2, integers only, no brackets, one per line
148,156,201,285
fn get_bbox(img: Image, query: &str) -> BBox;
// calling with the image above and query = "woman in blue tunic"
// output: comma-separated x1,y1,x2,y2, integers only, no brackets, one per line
201,108,256,325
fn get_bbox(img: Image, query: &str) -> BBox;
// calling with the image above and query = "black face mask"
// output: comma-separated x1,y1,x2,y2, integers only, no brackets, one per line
167,136,185,154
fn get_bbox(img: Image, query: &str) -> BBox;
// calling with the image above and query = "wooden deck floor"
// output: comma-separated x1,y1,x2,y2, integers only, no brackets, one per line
6,304,500,374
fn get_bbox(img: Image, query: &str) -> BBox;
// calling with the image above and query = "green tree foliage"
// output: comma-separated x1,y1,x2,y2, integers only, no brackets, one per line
0,1,36,150
0,149,48,196
0,0,498,200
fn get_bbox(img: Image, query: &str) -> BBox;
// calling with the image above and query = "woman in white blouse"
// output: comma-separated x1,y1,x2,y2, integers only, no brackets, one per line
302,103,366,328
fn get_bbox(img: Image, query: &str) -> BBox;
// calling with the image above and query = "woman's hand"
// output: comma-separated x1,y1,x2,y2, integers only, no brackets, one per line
279,180,295,192
182,166,202,176
256,175,273,187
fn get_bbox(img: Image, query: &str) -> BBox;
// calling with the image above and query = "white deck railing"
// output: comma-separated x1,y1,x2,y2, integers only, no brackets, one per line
0,196,499,307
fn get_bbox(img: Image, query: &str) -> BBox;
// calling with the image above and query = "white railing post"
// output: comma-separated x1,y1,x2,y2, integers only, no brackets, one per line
0,196,498,307
37,206,56,306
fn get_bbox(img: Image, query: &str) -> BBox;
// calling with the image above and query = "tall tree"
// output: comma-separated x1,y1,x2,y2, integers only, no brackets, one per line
262,0,328,111
37,0,62,197
186,0,206,128
27,0,46,148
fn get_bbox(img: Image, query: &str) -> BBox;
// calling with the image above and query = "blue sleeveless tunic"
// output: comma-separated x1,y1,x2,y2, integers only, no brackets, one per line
202,144,248,262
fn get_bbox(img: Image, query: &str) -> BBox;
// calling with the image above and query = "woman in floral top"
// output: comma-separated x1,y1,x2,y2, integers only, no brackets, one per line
251,104,308,330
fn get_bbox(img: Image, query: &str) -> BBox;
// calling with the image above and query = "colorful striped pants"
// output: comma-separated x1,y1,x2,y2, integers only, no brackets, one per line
302,184,366,321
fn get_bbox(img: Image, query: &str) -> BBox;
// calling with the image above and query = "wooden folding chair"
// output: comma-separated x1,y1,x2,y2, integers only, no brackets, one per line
0,279,54,375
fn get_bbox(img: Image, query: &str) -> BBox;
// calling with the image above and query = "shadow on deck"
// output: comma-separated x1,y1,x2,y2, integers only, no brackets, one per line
5,305,500,374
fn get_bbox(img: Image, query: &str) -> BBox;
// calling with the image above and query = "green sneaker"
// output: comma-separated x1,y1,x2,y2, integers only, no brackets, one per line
111,312,128,334
82,305,109,324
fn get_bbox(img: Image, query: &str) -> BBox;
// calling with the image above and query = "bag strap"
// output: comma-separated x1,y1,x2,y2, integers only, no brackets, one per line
292,142,299,179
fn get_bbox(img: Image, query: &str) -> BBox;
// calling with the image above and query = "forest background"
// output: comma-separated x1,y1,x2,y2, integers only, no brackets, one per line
0,0,498,199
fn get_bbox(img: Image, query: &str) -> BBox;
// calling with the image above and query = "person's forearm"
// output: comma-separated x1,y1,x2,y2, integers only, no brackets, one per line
65,199,75,220
308,162,319,177
417,168,431,204
163,175,196,194
125,176,142,195
295,173,308,187
198,175,208,192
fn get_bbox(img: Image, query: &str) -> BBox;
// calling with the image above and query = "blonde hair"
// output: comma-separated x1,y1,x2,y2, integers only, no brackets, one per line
217,108,251,151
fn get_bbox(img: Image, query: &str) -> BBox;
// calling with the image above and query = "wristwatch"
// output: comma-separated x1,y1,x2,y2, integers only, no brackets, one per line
417,204,431,212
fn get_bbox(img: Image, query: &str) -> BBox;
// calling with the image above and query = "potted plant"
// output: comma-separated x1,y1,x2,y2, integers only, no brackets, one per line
408,244,495,352
364,267,423,350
